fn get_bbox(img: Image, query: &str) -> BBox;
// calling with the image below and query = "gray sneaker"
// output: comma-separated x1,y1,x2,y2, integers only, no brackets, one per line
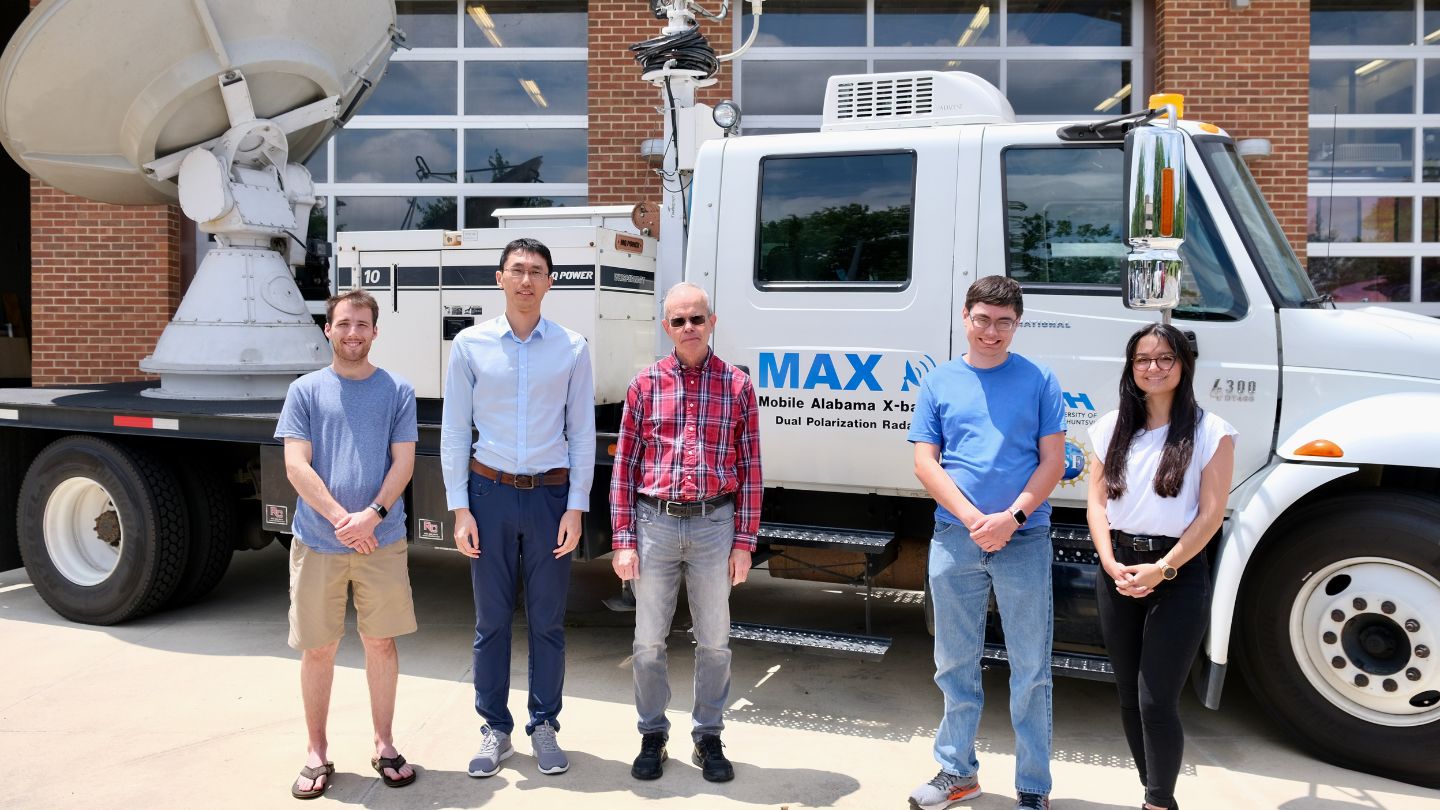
531,721,569,775
467,726,513,777
909,769,981,810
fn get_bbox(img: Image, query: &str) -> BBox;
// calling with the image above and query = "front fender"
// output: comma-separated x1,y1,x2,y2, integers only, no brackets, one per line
1278,392,1440,464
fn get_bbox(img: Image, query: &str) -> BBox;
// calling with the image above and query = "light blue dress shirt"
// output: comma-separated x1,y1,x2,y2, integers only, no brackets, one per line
441,315,596,512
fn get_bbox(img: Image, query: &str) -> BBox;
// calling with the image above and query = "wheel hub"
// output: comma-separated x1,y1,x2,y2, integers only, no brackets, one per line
43,477,123,587
94,510,121,547
1292,558,1440,727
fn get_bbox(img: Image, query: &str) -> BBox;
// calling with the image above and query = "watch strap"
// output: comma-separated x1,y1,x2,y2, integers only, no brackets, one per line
369,502,388,519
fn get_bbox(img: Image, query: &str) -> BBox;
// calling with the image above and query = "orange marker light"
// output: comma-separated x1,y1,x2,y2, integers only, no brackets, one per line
608,442,618,457
1294,439,1344,458
1198,122,1221,134
1148,93,1185,118
1160,168,1175,237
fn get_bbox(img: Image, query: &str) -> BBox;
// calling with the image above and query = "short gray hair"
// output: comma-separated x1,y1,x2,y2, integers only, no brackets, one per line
662,282,713,316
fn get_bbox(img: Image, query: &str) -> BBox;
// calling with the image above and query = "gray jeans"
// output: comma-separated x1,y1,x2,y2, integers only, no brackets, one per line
632,498,735,743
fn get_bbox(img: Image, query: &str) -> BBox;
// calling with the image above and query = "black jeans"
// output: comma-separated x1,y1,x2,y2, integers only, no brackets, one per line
1096,545,1211,809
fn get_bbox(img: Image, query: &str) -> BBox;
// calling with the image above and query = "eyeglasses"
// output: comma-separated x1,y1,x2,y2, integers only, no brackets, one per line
503,267,549,281
967,314,1017,333
668,314,708,328
1132,354,1178,371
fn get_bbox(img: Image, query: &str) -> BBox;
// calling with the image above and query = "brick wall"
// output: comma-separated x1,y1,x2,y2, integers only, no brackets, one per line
30,182,181,385
588,0,734,207
1154,0,1309,261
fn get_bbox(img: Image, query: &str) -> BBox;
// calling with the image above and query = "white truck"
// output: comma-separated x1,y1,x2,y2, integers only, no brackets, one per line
1,0,1437,789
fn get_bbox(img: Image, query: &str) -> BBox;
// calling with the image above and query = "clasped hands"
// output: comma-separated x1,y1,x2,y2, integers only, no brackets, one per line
967,510,1020,553
1107,561,1165,598
332,507,381,553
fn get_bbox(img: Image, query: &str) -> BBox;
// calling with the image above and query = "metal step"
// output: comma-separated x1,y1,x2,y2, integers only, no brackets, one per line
982,643,1114,682
705,621,891,661
757,522,896,555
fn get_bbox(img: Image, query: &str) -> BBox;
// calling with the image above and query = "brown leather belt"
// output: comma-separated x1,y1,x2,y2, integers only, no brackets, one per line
471,459,568,490
1112,529,1179,553
639,493,732,518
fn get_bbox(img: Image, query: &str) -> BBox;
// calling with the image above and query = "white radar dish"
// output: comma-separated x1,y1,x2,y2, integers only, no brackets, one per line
0,0,398,205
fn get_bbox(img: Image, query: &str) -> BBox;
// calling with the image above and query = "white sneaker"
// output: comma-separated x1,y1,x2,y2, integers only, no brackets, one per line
467,726,513,777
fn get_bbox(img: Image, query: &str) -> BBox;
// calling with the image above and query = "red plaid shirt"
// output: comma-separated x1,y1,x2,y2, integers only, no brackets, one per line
610,350,763,551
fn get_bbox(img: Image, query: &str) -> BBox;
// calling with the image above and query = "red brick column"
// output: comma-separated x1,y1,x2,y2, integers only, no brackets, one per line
589,1,734,207
30,181,181,385
1154,0,1309,261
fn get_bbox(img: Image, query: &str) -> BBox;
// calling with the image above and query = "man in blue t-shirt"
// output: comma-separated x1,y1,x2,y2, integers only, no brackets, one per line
906,276,1067,810
275,289,419,799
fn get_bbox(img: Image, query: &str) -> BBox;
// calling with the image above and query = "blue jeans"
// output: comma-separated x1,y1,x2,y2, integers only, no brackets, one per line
631,498,735,743
929,520,1053,796
467,471,571,736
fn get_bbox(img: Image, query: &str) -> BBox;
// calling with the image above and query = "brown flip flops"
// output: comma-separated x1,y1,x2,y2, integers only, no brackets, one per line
291,762,334,800
371,753,417,788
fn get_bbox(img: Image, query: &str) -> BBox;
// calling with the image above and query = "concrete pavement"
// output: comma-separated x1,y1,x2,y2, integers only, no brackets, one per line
1,542,1436,810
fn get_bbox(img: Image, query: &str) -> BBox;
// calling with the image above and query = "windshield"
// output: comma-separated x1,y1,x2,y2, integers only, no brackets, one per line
1195,137,1319,308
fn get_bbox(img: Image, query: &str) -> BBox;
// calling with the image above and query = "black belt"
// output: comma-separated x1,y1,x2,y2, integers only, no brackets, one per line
639,494,732,518
1112,530,1180,553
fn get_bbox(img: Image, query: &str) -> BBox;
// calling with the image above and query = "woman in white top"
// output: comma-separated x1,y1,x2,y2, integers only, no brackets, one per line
1086,323,1236,810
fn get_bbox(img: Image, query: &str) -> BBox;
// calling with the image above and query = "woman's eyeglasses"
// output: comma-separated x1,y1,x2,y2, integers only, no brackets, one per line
1132,354,1178,371
668,315,708,328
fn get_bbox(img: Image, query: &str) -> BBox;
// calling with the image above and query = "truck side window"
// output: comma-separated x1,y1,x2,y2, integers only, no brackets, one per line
1003,145,1246,320
755,151,915,289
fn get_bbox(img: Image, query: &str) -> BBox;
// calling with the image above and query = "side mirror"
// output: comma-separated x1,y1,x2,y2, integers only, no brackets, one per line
1122,123,1186,311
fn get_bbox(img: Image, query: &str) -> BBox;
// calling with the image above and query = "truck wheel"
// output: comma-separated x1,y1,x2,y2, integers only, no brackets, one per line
1239,492,1440,788
165,461,236,607
17,436,189,625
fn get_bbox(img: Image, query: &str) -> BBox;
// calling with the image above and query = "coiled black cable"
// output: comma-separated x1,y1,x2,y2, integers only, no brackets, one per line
629,27,719,78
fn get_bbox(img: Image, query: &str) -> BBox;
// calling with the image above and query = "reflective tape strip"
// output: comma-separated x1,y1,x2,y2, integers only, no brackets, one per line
113,415,180,430
0,409,17,420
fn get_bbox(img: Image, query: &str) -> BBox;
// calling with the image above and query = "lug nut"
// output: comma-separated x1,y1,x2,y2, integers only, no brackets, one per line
1382,601,1396,614
1323,631,1338,644
1383,679,1398,692
1353,597,1368,611
1355,673,1370,687
1407,668,1422,681
1417,645,1431,659
1405,619,1420,633
1331,656,1346,669
1331,609,1345,623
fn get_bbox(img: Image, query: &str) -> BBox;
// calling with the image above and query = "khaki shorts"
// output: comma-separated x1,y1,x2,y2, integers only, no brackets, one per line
288,538,418,650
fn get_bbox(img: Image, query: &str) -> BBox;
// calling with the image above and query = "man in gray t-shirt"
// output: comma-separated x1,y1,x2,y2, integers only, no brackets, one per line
274,289,419,798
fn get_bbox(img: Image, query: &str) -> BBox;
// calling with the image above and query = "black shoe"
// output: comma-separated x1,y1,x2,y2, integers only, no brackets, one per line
691,734,734,782
631,732,667,780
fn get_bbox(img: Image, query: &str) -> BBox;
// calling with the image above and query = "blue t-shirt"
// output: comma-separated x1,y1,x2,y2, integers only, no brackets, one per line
907,353,1066,528
274,366,419,553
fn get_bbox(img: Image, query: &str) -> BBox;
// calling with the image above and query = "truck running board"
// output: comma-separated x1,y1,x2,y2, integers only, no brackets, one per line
757,522,897,556
702,621,891,662
982,643,1114,681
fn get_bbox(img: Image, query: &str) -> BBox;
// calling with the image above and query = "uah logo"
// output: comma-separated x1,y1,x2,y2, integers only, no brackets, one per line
901,354,937,392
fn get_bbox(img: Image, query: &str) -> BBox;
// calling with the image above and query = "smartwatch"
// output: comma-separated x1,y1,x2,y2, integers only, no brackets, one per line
1011,508,1028,527
368,502,388,519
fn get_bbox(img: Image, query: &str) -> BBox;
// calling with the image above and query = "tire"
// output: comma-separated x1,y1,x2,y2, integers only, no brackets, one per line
164,460,236,608
1239,491,1440,788
17,436,189,625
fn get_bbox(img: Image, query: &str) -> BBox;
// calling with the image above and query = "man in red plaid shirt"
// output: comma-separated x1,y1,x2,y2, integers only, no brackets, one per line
610,281,762,784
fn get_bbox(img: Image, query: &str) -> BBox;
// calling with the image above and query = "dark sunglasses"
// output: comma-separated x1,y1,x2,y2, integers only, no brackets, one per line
668,315,708,328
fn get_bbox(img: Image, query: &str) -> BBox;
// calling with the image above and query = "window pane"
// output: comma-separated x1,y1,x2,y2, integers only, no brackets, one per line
336,129,457,183
1309,128,1413,182
1424,128,1440,180
875,1,997,47
742,0,866,47
1420,257,1440,300
1423,198,1440,239
1309,197,1413,242
1311,60,1414,114
1176,180,1249,319
464,1,587,48
1425,61,1440,112
874,60,1000,87
756,152,915,286
1004,147,1124,285
464,195,588,229
1308,256,1412,303
366,62,457,116
336,196,457,231
463,129,587,184
465,62,586,115
1428,1,1440,45
1008,0,1131,46
1312,0,1416,46
397,0,457,48
1009,61,1131,116
303,144,328,184
742,61,867,116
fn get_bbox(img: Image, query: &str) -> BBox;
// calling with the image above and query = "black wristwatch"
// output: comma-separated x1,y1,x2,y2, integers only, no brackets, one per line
368,502,388,519
1011,508,1028,526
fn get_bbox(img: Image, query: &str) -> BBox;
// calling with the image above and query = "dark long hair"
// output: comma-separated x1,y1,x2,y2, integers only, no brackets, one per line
1104,323,1200,500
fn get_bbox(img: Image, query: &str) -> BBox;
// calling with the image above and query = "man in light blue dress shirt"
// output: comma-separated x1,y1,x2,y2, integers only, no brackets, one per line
440,237,596,780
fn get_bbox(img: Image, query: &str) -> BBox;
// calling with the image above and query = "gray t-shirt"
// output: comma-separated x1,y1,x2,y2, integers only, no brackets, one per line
275,366,418,553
